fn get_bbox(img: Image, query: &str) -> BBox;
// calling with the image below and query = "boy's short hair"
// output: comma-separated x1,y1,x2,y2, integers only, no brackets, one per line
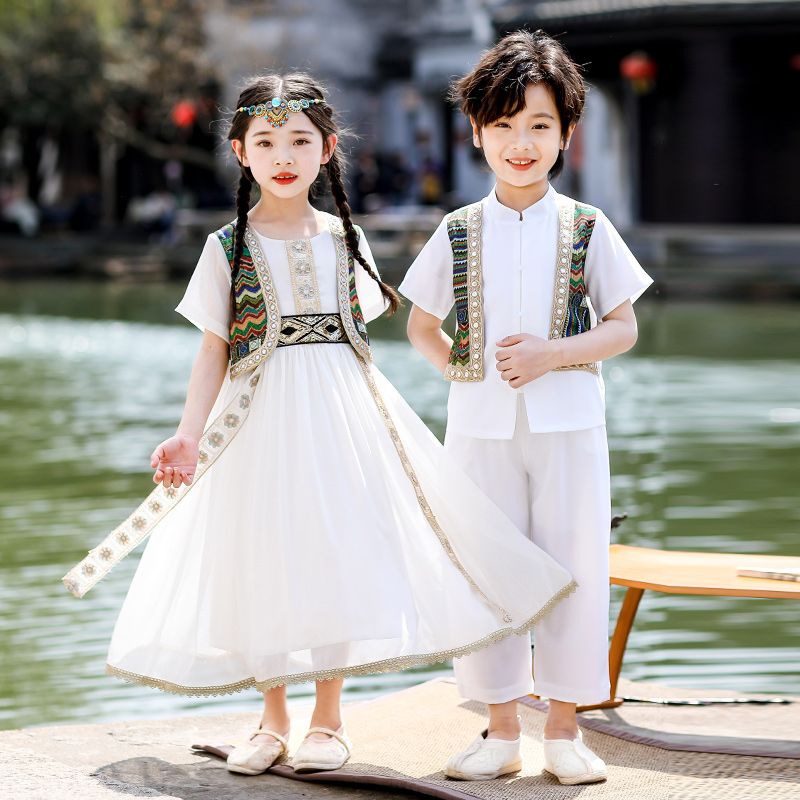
449,29,586,178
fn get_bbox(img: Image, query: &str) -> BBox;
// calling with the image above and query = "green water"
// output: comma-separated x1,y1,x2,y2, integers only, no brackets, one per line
0,281,798,731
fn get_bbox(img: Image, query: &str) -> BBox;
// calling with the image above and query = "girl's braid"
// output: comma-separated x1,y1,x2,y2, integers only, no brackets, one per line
325,150,400,315
230,169,253,319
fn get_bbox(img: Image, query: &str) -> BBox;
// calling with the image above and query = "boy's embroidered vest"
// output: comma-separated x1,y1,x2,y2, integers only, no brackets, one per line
215,215,371,377
443,197,598,382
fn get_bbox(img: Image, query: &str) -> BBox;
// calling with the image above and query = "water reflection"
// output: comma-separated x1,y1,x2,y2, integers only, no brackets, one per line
1,284,798,729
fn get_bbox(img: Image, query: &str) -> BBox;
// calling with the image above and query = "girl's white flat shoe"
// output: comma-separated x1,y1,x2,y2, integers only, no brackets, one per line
226,727,289,775
292,726,352,772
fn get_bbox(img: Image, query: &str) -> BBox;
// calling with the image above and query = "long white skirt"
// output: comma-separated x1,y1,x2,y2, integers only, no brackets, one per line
106,343,574,696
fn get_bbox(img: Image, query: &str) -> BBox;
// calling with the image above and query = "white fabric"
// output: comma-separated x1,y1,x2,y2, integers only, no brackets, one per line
399,185,654,437
447,397,611,706
107,228,574,692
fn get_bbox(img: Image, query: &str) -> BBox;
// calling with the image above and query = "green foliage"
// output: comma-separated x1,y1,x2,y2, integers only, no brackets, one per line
0,0,217,134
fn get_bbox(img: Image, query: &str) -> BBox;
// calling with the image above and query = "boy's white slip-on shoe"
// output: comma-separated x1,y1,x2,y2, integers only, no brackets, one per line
292,726,352,772
226,728,289,775
445,729,522,781
542,728,607,785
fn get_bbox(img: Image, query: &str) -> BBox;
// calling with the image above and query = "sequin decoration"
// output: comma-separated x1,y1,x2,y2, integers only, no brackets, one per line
444,202,484,382
286,238,321,314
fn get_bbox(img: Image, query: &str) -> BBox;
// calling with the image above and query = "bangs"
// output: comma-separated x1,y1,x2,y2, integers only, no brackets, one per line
450,29,584,135
475,65,548,127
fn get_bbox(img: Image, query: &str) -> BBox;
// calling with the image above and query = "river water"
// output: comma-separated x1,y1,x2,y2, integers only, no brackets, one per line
0,281,798,730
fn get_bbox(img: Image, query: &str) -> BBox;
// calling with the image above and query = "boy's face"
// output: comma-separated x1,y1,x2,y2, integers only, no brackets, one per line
472,83,574,192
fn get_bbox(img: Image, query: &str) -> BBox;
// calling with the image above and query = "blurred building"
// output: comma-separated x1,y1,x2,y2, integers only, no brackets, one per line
494,0,800,225
209,0,800,225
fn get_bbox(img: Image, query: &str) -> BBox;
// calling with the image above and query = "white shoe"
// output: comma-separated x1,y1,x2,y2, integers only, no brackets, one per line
226,727,289,775
292,726,352,772
542,729,607,785
445,729,522,781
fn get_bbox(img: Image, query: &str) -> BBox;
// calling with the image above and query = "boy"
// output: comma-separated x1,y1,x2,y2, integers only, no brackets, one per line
399,30,653,785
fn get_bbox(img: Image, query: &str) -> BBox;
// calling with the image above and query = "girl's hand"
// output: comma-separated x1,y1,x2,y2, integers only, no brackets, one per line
150,434,200,488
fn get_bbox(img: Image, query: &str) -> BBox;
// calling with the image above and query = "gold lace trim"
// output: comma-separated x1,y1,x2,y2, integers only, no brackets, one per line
285,238,321,314
445,202,484,383
356,358,510,623
105,579,577,697
328,216,371,362
549,198,598,375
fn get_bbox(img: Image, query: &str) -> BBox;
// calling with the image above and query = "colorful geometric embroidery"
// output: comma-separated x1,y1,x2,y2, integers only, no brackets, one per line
565,205,595,337
444,203,483,382
549,199,598,374
215,224,269,367
329,217,371,361
348,230,368,341
276,314,347,347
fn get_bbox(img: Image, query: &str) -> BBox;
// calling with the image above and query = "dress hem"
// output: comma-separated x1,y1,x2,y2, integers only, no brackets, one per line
105,579,577,698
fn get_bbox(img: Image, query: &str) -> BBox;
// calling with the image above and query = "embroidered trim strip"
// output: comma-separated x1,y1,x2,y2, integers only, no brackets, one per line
62,367,266,598
285,238,321,314
105,580,577,697
549,199,598,375
329,217,371,362
356,358,509,622
444,203,484,382
229,227,281,378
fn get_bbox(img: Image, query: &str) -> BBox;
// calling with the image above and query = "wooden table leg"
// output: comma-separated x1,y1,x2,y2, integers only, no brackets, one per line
577,586,645,711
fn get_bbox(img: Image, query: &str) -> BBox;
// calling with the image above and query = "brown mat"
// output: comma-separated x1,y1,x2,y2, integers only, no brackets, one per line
193,678,800,799
523,677,800,759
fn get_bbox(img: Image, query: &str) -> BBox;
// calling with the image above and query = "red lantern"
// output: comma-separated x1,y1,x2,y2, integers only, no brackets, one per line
171,100,197,129
620,51,657,94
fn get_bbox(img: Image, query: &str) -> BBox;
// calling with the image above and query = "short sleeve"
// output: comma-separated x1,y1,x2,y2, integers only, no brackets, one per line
398,217,454,320
353,225,389,324
585,210,654,319
175,233,231,341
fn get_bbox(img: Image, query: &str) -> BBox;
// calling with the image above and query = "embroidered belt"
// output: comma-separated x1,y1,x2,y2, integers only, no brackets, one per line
276,313,347,347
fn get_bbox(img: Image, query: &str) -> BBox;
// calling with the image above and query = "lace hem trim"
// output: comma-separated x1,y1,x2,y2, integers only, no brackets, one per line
105,579,577,698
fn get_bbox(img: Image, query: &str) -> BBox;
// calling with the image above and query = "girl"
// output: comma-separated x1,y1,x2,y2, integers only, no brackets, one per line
62,73,575,776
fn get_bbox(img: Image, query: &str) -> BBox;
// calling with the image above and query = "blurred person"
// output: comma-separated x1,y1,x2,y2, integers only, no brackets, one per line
62,73,574,776
401,30,653,784
0,178,39,236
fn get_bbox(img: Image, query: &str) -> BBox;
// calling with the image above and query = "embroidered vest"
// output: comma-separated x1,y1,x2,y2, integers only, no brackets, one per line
443,197,598,382
215,215,371,377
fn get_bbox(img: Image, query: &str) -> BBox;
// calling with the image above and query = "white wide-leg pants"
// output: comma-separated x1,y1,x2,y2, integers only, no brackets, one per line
445,399,612,706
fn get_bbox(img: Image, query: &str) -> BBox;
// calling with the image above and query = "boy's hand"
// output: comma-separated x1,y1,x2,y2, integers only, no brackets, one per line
150,434,200,488
495,334,559,388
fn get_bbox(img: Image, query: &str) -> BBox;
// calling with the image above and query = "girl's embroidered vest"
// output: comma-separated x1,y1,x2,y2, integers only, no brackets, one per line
214,216,371,377
444,197,598,382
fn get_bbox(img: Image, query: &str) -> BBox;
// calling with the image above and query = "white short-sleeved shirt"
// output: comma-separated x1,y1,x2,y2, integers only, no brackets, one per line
399,185,653,438
175,220,387,342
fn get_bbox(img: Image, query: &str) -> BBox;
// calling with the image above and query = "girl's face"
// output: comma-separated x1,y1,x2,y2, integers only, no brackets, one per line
473,83,574,192
231,113,337,199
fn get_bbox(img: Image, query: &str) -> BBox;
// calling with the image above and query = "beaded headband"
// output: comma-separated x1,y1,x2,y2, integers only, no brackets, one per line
236,96,324,128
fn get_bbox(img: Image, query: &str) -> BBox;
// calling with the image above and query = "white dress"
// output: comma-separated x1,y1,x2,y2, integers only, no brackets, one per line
104,216,575,696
